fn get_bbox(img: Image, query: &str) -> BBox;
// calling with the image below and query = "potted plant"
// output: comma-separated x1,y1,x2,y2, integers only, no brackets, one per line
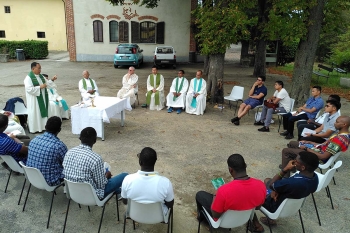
0,47,9,62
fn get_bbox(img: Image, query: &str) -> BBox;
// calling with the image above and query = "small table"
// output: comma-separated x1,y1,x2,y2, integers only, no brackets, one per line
71,96,129,140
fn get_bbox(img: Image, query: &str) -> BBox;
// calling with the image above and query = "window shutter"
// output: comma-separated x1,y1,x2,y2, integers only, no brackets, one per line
119,21,129,43
131,21,140,43
93,20,103,42
156,22,165,44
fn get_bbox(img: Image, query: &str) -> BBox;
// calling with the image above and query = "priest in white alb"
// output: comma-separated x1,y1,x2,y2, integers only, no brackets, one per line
166,70,189,114
42,74,69,119
146,66,165,111
24,62,56,133
117,66,138,107
186,70,207,115
79,70,99,101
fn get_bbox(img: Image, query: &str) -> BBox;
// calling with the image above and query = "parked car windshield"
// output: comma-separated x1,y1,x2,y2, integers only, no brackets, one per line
118,47,134,54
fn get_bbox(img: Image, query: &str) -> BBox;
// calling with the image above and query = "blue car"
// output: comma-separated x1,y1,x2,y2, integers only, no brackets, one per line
114,44,144,68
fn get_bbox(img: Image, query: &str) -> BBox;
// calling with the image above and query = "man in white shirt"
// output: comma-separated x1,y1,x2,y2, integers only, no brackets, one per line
79,70,99,101
255,81,291,132
117,66,138,106
121,147,174,214
145,66,165,111
186,70,207,115
166,70,189,114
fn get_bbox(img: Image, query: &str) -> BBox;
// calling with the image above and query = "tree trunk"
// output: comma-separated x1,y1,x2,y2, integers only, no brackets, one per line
253,39,266,76
203,55,209,75
290,0,326,106
240,40,249,64
207,53,225,103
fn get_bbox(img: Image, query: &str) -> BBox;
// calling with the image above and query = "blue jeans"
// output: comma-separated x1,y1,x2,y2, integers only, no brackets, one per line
104,172,128,197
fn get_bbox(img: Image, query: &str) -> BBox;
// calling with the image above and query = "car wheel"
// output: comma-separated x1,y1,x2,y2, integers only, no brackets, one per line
114,64,118,69
137,62,140,68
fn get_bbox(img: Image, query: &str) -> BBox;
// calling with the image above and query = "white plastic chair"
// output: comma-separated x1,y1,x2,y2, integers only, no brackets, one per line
19,161,64,229
0,155,27,204
123,199,173,233
318,152,341,185
260,198,306,233
277,98,295,132
14,102,28,115
63,178,118,233
224,86,244,115
310,161,342,226
198,207,254,233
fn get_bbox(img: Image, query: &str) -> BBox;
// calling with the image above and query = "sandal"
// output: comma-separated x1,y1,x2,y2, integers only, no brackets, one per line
260,217,277,226
247,223,265,233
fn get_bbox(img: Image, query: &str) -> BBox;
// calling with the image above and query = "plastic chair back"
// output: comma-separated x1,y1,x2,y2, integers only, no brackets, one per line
318,152,341,170
128,199,166,224
203,207,253,229
14,102,28,115
316,161,342,192
289,98,295,112
0,155,24,174
64,179,103,206
229,86,244,100
262,198,305,220
19,161,55,191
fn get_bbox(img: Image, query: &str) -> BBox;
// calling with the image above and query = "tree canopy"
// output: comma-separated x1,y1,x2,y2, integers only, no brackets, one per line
105,0,160,8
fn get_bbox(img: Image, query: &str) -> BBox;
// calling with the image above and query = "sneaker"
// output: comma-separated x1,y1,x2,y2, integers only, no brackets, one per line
285,134,294,139
177,109,182,114
254,121,264,126
168,107,173,113
233,120,240,125
258,126,270,132
141,104,148,108
231,117,239,123
280,131,289,136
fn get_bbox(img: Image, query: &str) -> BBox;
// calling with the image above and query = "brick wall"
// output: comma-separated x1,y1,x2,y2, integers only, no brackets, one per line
189,0,197,52
65,0,76,61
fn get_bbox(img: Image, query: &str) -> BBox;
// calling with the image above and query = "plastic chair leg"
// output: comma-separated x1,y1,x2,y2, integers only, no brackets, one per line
327,186,334,209
18,178,26,205
116,194,120,221
311,193,321,226
62,199,71,233
298,210,305,233
88,206,91,212
4,170,12,193
98,204,107,233
22,183,31,211
123,214,127,233
47,190,56,228
133,220,136,230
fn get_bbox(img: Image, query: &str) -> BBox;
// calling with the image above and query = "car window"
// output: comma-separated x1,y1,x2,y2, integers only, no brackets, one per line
156,47,173,54
118,47,133,54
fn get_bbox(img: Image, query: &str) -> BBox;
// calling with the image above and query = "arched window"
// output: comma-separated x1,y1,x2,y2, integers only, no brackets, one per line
140,21,155,43
93,20,103,42
109,21,119,42
119,21,129,43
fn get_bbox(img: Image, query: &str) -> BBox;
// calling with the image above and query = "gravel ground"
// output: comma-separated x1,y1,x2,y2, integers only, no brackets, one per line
0,51,349,233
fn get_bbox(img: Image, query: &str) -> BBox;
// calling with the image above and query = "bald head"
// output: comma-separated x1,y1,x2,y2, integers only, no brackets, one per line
82,70,90,79
335,116,350,131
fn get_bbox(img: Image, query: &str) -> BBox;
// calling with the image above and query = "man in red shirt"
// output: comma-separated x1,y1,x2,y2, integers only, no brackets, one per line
195,154,266,224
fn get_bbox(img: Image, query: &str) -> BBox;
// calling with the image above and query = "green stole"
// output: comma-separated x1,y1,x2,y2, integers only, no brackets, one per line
146,74,161,105
191,78,203,108
28,71,48,118
82,78,95,90
173,77,185,101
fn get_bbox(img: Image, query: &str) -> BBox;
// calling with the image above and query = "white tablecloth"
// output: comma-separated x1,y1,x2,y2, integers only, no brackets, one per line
71,96,129,139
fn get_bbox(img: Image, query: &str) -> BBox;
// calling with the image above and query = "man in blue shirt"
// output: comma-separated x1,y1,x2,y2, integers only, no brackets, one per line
231,76,267,125
250,151,319,232
280,86,324,139
26,116,67,186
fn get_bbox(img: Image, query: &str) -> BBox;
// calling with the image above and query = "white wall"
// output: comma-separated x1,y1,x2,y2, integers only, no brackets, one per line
73,0,191,62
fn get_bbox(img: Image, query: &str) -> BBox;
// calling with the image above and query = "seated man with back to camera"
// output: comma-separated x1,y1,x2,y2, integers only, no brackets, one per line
250,151,319,231
117,66,138,106
195,154,266,226
231,76,267,125
121,147,174,214
255,80,291,132
280,116,350,177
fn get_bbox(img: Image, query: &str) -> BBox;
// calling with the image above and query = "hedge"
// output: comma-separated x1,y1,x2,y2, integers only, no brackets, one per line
0,40,48,59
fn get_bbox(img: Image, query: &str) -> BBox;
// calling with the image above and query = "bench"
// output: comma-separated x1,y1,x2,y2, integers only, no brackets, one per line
313,64,333,83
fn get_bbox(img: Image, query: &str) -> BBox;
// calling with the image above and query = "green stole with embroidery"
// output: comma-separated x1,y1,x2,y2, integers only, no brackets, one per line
146,74,161,105
173,77,185,101
82,78,95,90
28,71,48,118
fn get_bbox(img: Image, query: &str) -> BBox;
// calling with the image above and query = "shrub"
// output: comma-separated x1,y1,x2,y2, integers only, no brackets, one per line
0,40,48,59
277,40,299,66
330,49,350,71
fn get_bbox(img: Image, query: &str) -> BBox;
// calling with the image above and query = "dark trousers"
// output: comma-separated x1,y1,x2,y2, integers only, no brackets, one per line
282,113,308,136
195,191,214,221
16,135,31,146
297,122,317,140
281,141,303,176
299,135,326,143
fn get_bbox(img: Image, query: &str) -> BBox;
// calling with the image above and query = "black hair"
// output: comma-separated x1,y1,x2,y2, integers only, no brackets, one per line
258,75,266,82
227,154,247,173
0,114,8,132
139,147,157,167
312,86,322,92
328,94,340,102
31,62,39,69
326,99,341,110
179,70,185,74
45,116,62,134
152,65,158,69
298,151,319,173
275,80,284,88
79,127,97,145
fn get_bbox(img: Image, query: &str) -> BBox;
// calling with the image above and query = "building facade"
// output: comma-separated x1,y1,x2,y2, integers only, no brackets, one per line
67,0,195,62
0,0,67,51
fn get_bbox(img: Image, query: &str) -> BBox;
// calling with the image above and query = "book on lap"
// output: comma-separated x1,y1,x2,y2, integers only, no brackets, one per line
211,177,225,190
